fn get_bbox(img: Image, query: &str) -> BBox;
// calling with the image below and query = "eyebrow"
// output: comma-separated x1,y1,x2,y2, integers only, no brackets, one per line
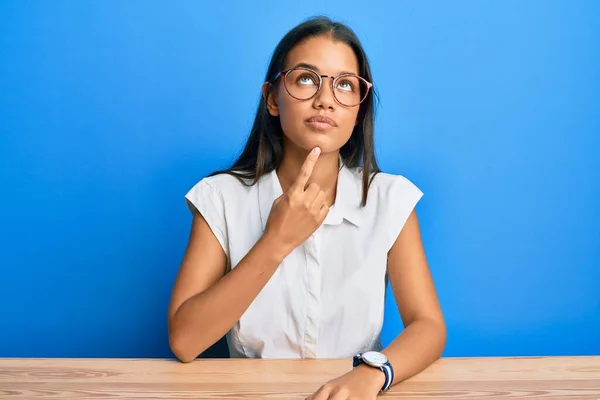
290,62,358,76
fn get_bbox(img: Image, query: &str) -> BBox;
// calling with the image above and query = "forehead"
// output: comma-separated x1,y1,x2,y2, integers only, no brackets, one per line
284,35,359,75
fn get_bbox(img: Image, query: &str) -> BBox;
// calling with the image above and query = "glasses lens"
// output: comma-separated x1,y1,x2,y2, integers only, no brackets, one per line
333,74,369,107
285,69,320,100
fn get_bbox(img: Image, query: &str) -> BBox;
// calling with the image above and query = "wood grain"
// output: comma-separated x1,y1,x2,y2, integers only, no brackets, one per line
0,356,599,399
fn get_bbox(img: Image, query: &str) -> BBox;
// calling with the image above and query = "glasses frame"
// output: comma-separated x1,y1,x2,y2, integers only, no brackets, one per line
270,67,373,107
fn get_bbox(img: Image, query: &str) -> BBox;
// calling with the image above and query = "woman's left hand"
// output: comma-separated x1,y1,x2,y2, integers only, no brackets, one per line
306,365,386,400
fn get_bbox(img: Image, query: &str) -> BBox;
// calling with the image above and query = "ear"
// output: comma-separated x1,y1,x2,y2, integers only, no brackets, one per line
262,82,280,117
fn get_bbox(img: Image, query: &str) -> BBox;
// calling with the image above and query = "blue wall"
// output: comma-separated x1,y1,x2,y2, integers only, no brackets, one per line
1,1,598,358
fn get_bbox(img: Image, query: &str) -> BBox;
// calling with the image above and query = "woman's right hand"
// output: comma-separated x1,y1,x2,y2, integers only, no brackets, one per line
263,147,330,256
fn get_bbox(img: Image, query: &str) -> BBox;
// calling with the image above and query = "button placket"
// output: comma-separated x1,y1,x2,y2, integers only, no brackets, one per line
302,232,321,358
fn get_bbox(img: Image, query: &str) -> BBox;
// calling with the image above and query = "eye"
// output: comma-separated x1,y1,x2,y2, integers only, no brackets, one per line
336,79,355,92
297,73,317,85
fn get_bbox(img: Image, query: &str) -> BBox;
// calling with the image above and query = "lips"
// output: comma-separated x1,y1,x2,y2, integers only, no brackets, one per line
306,115,337,127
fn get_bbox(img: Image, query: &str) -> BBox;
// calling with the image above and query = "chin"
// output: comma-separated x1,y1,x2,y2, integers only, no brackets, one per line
300,134,346,153
284,129,348,154
300,141,338,154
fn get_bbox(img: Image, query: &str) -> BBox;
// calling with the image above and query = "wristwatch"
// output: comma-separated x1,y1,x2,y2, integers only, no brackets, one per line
353,351,394,392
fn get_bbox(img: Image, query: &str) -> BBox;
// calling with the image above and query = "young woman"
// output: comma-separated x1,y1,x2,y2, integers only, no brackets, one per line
168,16,446,399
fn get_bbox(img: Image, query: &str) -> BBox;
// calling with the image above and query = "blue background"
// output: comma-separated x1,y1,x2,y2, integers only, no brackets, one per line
1,1,598,358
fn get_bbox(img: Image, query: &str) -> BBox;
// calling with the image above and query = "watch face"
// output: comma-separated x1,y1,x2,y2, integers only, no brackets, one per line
362,351,388,367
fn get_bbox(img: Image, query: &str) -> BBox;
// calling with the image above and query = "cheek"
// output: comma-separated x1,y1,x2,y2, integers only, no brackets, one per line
343,108,360,130
337,109,360,139
278,96,306,132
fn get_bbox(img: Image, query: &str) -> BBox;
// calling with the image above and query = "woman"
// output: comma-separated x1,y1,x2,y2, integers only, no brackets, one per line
168,16,446,399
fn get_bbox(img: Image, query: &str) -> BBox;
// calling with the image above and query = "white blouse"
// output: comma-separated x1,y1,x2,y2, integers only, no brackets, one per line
185,161,422,359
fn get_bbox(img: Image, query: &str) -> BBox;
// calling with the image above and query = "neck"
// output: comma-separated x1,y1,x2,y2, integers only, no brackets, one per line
277,145,339,205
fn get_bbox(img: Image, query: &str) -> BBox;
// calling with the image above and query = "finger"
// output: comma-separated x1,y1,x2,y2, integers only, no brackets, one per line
326,390,347,400
318,202,330,221
310,190,326,214
310,387,330,400
290,147,321,192
304,183,321,203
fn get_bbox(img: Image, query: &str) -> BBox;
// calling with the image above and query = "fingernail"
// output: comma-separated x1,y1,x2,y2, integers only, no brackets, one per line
312,147,321,155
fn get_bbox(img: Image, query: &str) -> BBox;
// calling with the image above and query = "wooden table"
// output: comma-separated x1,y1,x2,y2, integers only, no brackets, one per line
1,356,599,399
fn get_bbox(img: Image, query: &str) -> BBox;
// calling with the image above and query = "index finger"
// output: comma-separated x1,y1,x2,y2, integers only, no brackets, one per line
290,147,321,192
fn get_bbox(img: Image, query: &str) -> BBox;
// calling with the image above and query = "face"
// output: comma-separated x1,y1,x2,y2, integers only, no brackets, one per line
265,35,362,155
362,351,388,367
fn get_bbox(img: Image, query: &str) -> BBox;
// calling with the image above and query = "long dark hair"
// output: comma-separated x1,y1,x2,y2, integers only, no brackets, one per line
210,16,380,206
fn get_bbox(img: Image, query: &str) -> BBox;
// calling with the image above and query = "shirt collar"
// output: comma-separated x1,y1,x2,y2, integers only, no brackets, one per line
258,158,363,231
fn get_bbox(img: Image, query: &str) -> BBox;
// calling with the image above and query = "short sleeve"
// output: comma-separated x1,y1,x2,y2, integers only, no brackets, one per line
387,176,423,249
185,179,229,257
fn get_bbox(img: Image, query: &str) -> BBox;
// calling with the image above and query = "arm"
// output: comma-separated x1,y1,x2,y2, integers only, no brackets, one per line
168,147,328,362
167,212,288,363
308,210,445,399
350,209,445,392
378,209,446,384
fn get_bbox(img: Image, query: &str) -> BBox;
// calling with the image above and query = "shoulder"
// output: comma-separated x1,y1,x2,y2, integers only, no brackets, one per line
194,172,255,196
370,171,423,200
185,171,259,208
184,171,258,217
344,166,423,201
348,168,423,248
184,173,255,258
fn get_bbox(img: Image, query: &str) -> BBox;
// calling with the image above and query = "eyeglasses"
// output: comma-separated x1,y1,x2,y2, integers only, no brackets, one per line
270,67,372,107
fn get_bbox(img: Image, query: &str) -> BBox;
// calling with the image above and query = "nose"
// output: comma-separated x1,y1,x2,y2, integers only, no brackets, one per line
313,76,336,110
